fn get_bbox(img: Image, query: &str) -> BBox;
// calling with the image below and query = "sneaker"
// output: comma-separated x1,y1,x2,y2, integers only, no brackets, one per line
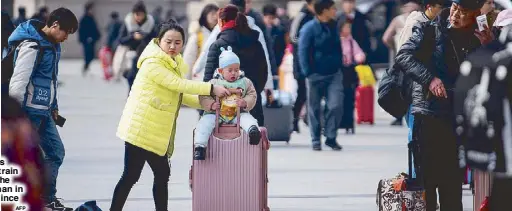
325,139,342,151
248,126,261,145
312,142,322,151
194,146,206,160
45,198,73,211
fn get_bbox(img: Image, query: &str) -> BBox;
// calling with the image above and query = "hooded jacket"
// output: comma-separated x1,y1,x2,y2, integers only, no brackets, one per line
8,20,61,116
192,16,274,90
204,28,268,93
116,39,212,157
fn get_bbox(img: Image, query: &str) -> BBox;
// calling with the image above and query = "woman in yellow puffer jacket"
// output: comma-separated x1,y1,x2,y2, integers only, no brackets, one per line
110,19,230,211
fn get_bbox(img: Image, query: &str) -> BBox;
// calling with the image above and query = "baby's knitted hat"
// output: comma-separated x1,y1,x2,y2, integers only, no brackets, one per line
219,46,240,69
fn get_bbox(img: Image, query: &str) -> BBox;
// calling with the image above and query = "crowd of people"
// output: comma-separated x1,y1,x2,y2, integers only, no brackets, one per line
1,0,512,210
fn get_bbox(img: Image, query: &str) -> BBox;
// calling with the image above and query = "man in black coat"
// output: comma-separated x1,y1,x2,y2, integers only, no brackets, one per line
78,2,101,76
203,14,268,126
395,0,494,210
289,0,316,132
232,0,278,78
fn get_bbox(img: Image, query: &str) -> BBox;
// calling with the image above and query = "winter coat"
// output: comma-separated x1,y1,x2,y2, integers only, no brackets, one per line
116,39,212,157
78,14,101,45
117,14,156,50
397,11,430,50
395,9,482,118
106,19,123,50
298,18,343,77
204,28,268,93
247,8,278,75
289,5,315,79
8,20,61,117
183,25,212,79
192,15,274,90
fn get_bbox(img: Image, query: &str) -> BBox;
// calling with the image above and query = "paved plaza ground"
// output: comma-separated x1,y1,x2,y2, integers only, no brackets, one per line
54,60,474,210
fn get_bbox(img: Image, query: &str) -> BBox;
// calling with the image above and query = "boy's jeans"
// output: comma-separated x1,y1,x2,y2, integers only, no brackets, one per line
27,112,65,203
306,72,344,144
195,113,258,147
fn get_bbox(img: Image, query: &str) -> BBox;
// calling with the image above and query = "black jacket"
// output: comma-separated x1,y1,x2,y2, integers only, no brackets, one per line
289,5,315,79
78,14,101,45
247,9,277,76
395,9,482,118
204,28,268,93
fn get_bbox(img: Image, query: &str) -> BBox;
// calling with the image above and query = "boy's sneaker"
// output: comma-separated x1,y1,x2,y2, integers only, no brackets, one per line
248,126,261,145
45,198,73,211
194,146,206,160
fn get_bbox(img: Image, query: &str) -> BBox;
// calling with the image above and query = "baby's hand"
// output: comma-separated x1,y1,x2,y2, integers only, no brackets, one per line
211,102,220,110
236,99,247,108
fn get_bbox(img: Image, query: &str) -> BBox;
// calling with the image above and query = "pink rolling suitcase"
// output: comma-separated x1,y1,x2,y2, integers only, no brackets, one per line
189,107,270,211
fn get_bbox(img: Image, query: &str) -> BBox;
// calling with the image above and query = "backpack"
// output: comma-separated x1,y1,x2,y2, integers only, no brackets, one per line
377,64,412,119
74,200,102,211
1,40,43,88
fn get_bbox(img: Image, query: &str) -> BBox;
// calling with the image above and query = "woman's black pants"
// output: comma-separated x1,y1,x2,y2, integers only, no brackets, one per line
110,142,170,211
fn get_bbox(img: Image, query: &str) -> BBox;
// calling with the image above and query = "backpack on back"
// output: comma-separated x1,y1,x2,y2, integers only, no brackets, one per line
1,40,43,89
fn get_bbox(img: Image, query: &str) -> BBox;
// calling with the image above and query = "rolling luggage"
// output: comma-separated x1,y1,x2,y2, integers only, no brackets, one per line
98,46,113,81
356,86,374,124
189,107,270,211
262,90,294,142
376,142,426,211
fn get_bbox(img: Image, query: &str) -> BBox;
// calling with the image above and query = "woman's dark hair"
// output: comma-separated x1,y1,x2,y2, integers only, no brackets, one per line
219,4,251,34
132,1,147,14
46,7,78,34
198,4,220,31
158,18,186,43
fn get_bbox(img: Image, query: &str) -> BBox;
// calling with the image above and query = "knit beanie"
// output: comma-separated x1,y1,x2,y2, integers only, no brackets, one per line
219,46,240,68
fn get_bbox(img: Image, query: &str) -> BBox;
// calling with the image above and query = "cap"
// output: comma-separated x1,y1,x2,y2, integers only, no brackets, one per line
219,46,240,69
451,0,486,10
494,9,512,27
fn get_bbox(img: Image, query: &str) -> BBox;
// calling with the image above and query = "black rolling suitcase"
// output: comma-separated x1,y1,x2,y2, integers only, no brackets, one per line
262,90,294,142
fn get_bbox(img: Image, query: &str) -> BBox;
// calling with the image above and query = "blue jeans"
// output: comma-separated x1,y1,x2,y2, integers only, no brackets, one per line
307,72,344,143
406,106,416,178
27,113,65,203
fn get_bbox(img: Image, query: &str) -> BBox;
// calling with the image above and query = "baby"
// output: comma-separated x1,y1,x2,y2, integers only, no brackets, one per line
194,46,261,160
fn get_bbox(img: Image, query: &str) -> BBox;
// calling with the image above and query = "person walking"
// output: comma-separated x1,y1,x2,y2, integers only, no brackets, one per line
337,0,372,62
110,19,230,211
78,2,101,76
13,7,28,26
8,8,78,210
289,0,316,132
395,0,494,209
106,11,123,52
203,4,269,126
299,0,343,151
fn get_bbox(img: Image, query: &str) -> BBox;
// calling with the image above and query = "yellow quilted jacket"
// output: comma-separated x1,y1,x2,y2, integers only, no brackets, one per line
117,39,212,157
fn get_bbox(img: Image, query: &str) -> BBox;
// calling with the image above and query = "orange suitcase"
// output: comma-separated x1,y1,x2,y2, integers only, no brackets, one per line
189,108,270,211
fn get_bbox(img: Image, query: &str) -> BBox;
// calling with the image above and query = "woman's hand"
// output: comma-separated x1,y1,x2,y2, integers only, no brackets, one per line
212,85,231,98
210,102,220,111
236,99,247,108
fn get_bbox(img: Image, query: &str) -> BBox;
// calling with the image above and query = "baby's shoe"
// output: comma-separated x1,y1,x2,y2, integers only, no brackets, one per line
248,126,261,145
194,146,206,160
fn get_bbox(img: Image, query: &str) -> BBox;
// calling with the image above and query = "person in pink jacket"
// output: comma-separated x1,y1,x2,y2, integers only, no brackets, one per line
339,20,365,133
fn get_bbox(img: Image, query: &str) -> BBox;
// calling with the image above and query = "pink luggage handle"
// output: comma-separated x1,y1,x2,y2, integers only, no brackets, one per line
214,96,242,140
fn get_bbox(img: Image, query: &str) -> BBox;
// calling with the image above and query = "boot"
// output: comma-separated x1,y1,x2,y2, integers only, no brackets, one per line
248,126,261,145
194,146,206,160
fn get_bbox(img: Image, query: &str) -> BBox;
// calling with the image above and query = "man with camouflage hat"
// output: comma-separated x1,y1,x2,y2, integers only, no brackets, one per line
395,0,494,210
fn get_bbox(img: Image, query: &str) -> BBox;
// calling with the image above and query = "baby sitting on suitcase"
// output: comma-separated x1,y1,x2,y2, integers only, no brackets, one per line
194,46,261,160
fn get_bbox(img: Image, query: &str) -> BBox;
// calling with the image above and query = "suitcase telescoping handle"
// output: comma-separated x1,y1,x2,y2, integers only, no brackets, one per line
215,96,241,134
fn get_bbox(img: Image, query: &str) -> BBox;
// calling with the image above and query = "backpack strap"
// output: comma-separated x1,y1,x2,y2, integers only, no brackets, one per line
196,30,203,58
